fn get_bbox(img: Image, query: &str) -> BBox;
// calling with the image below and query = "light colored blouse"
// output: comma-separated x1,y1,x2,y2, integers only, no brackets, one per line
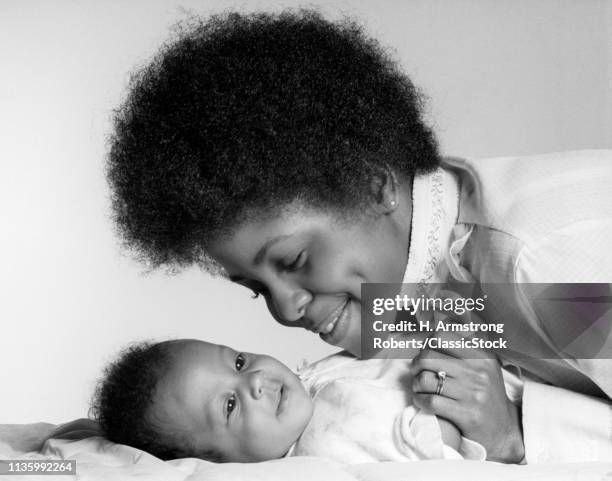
403,150,612,463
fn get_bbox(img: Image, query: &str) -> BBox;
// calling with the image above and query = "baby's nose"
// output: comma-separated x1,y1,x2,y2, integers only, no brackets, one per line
249,372,281,399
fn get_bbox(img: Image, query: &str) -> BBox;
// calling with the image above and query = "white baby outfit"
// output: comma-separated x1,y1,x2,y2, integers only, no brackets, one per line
287,352,493,464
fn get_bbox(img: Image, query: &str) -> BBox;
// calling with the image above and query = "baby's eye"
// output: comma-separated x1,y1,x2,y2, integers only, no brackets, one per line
283,251,307,272
226,395,236,417
235,353,246,371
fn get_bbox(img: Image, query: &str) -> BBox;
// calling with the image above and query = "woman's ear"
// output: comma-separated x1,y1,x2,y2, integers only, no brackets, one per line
369,168,399,214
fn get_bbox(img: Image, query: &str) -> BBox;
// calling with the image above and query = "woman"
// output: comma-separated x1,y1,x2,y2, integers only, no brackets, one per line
106,11,612,463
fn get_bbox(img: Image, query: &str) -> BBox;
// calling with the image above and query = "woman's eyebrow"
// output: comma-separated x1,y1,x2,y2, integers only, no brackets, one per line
253,234,292,265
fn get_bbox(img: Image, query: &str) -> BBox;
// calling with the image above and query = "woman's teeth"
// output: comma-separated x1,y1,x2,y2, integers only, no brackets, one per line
323,320,336,334
323,303,346,334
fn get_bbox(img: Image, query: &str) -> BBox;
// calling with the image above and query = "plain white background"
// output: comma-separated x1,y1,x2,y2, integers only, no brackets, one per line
1,0,611,423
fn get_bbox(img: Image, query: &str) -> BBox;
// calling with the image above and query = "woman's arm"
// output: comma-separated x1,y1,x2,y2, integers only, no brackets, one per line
520,379,612,463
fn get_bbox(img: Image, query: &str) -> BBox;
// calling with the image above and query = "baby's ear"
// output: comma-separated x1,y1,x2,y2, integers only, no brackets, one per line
369,167,399,214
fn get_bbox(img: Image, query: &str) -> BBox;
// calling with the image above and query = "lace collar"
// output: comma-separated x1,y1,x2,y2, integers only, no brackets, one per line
402,167,460,285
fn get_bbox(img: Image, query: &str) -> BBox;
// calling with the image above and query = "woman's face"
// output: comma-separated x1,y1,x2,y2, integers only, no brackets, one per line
208,203,410,355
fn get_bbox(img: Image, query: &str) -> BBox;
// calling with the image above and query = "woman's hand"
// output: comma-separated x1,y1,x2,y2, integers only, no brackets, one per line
410,337,524,463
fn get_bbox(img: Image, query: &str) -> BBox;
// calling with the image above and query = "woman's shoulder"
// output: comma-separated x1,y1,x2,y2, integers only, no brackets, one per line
443,150,612,196
443,149,611,171
444,150,612,240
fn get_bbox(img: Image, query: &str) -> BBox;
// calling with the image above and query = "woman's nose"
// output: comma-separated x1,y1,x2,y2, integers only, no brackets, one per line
271,288,312,326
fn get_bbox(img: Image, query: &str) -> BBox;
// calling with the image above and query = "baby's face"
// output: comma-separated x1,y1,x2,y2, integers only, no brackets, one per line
151,340,313,462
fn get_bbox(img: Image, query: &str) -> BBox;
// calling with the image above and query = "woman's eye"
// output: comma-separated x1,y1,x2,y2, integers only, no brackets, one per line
283,251,307,272
235,353,246,371
226,395,236,417
245,284,267,300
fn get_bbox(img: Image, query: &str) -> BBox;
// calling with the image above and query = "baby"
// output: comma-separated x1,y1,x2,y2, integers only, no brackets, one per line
93,339,488,463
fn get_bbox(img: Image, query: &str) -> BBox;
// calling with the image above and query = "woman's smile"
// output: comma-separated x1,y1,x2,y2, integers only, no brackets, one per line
319,298,351,343
208,201,410,355
307,297,349,334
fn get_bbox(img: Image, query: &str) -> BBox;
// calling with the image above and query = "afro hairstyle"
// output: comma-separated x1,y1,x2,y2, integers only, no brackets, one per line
107,9,440,270
91,341,223,462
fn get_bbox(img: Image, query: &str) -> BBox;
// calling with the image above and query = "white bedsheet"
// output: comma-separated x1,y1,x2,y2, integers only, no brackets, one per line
1,425,610,481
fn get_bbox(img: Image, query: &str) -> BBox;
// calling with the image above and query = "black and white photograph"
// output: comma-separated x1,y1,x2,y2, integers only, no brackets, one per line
1,1,611,480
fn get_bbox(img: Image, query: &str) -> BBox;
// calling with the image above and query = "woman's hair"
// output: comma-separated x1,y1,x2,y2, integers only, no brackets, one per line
91,341,223,462
107,9,440,270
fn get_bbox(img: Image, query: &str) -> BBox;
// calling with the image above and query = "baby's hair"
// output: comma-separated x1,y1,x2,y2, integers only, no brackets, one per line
107,9,440,270
91,341,224,462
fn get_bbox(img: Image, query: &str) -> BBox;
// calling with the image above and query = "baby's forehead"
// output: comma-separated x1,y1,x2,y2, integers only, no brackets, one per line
165,339,226,357
172,340,228,367
154,342,228,418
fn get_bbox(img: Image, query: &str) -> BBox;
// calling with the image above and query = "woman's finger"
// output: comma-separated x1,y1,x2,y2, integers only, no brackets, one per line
411,349,470,379
412,391,460,419
411,369,465,400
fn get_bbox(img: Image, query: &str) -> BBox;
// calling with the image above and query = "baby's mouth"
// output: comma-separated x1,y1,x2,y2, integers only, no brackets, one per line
276,386,286,416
